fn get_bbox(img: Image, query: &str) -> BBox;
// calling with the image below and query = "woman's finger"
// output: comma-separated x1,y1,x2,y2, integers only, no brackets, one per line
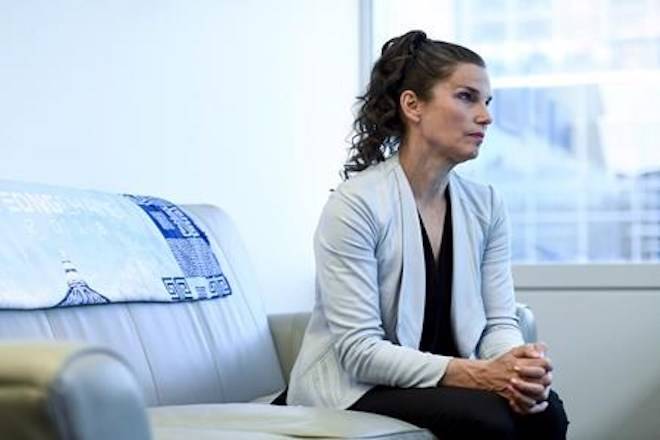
507,397,525,415
542,385,551,401
516,356,553,373
507,384,537,408
541,371,553,387
511,378,545,399
514,365,547,379
527,400,549,414
511,344,542,359
531,342,548,356
506,390,548,415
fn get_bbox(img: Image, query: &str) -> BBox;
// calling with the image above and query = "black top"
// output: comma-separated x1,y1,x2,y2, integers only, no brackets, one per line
418,189,460,357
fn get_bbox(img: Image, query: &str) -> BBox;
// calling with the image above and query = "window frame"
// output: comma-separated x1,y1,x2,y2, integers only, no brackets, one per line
513,264,660,290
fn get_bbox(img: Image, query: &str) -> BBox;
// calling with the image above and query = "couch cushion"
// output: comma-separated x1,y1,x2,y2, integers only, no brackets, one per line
149,403,435,439
153,428,291,439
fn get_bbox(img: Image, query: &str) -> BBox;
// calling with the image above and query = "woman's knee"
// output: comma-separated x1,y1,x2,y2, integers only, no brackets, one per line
470,412,516,439
516,390,569,439
541,390,570,437
429,389,516,439
472,393,516,439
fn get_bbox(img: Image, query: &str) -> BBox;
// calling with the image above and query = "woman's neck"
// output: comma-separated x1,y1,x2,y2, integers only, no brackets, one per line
399,141,454,206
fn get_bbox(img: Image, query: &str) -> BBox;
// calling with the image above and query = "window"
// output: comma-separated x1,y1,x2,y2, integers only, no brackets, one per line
368,0,660,267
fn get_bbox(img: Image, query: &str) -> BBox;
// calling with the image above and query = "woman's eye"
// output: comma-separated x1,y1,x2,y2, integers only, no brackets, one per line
457,91,475,102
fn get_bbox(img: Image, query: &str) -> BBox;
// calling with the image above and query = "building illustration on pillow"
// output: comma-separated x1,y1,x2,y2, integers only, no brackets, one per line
56,257,109,307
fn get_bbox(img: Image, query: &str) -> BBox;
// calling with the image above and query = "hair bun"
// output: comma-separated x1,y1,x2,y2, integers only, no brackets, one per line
381,30,427,57
407,30,427,54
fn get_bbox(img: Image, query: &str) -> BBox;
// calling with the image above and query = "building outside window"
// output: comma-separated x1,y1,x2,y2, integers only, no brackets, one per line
370,0,660,264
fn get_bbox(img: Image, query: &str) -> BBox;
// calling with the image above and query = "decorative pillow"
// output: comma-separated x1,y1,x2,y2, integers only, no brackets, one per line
0,180,231,309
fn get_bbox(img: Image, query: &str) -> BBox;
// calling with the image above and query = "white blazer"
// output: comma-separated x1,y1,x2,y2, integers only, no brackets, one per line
287,154,524,409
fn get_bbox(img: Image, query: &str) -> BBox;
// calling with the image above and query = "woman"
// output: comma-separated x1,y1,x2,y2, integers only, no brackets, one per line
287,30,569,439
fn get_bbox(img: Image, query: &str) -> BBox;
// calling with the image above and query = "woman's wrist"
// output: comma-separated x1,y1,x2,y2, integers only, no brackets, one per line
440,358,490,389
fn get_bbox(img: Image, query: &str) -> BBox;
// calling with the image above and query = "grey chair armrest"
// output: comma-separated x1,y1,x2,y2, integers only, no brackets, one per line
516,303,538,343
269,303,537,382
0,342,151,440
268,312,311,383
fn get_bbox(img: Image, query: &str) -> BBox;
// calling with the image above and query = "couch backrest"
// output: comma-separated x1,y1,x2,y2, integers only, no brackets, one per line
0,204,285,406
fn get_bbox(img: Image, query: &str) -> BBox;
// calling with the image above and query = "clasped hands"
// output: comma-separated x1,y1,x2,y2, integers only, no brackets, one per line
491,342,553,415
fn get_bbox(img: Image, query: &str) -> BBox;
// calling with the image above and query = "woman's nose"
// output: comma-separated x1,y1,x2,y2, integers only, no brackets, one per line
476,103,492,126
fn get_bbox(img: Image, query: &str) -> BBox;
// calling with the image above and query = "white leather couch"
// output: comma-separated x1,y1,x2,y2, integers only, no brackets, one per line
0,192,536,440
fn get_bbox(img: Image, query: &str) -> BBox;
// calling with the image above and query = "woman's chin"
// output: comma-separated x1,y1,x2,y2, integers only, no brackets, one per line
460,147,480,161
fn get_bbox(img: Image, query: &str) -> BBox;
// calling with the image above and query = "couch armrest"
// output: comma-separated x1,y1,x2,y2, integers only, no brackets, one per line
0,342,151,440
516,303,538,343
268,304,537,382
267,312,311,383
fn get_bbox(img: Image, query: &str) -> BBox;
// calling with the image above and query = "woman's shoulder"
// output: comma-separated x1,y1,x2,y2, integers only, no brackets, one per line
451,172,492,198
334,156,399,204
450,172,505,220
322,157,400,226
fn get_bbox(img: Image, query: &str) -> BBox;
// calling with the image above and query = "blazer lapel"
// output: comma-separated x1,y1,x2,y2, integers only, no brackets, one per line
391,163,486,356
393,157,425,348
449,174,486,357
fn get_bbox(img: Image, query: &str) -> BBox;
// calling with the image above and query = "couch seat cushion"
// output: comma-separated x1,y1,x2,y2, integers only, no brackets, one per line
149,403,434,439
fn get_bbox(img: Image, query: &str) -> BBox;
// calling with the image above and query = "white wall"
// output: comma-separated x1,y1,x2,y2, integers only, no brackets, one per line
0,0,359,313
516,288,660,440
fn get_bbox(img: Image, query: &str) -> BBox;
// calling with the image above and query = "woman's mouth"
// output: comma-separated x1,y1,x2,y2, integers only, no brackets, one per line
467,132,485,143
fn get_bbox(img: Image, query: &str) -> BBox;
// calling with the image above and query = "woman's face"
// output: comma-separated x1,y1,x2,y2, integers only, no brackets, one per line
413,63,493,164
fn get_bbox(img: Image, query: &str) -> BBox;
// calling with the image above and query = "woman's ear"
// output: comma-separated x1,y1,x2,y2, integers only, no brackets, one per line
400,90,422,124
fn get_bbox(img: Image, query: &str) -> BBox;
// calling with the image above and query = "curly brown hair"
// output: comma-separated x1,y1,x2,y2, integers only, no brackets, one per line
343,30,486,179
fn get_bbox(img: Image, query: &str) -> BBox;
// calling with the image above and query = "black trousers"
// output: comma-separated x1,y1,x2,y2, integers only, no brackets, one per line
348,386,569,440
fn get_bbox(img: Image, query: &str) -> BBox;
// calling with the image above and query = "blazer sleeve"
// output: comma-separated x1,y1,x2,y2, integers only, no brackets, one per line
477,186,525,360
315,188,449,388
